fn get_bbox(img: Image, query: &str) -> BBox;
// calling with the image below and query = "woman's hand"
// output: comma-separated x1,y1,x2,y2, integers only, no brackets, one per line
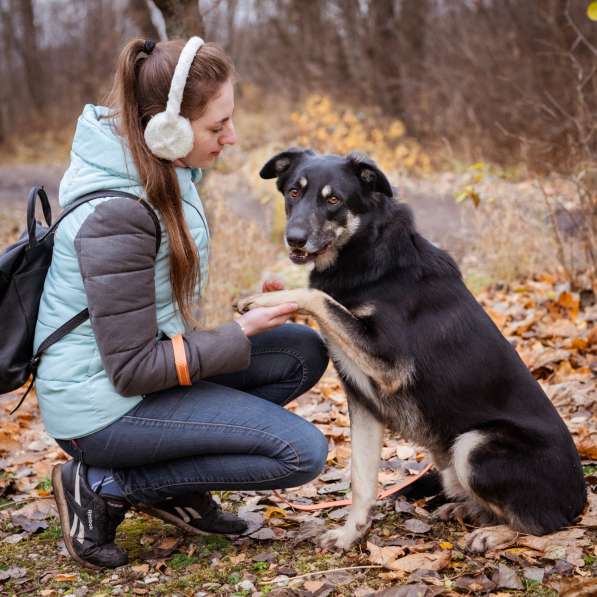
236,303,298,337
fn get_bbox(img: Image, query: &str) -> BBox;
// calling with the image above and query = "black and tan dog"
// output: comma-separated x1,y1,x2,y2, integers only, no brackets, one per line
237,148,586,552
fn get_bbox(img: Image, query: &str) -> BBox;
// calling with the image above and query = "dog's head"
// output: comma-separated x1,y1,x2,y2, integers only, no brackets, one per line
260,148,393,268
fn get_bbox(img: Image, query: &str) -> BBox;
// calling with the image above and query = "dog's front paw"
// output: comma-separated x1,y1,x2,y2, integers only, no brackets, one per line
235,291,296,314
319,522,368,552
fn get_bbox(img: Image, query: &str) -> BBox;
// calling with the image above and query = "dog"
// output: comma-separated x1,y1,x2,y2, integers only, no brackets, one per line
237,148,586,552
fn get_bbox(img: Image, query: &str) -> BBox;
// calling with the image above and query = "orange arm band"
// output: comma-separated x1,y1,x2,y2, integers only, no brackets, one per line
171,334,192,386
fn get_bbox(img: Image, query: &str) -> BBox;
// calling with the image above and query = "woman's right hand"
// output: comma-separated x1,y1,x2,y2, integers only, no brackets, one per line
236,303,298,337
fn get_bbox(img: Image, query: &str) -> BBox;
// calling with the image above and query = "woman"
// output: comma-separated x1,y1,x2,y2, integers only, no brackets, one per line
34,37,329,570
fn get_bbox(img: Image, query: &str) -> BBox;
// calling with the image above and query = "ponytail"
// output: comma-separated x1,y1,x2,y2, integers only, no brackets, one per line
105,38,232,327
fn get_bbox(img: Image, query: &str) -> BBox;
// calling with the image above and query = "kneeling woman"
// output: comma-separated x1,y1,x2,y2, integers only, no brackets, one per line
34,37,328,570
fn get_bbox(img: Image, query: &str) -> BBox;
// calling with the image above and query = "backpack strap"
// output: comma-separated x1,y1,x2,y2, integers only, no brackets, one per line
10,190,161,415
45,190,162,254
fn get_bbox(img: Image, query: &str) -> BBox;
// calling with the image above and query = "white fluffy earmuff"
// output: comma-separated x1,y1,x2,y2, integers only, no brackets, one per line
144,36,205,161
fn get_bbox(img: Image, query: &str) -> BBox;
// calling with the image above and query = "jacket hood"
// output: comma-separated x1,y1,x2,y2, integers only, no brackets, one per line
59,104,202,207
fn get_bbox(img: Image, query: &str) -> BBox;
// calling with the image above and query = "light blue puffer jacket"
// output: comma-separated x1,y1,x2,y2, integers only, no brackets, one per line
33,105,211,439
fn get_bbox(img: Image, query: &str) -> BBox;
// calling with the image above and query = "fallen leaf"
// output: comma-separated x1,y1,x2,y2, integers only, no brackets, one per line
396,445,416,460
249,527,276,541
264,506,287,519
0,567,27,581
454,574,496,593
523,566,545,583
403,518,431,534
492,563,524,590
559,577,597,596
381,549,450,573
371,584,445,597
54,573,77,582
367,541,405,568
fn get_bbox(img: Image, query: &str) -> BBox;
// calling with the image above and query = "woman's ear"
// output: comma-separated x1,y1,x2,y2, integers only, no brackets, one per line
260,147,314,179
346,152,393,197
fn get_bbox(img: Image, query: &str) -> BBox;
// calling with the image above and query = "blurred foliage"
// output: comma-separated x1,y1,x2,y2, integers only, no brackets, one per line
291,95,432,176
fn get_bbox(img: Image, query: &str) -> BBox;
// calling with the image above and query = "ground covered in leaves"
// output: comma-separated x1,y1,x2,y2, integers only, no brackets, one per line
1,275,596,597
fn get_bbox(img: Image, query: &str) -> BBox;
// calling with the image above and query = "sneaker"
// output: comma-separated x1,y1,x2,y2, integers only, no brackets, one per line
136,492,248,536
52,461,129,570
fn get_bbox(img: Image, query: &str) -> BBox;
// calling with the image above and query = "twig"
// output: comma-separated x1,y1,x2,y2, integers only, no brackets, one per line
0,495,53,511
264,564,384,584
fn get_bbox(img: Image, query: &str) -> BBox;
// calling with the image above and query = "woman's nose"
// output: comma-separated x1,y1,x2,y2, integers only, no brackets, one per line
220,121,236,146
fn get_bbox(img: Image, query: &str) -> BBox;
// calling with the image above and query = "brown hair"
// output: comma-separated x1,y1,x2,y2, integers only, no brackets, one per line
105,39,234,326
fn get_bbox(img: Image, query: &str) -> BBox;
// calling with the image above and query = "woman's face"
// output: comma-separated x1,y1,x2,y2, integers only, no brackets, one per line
177,79,236,169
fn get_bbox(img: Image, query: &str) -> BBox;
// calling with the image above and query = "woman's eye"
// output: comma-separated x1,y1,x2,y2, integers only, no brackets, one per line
327,195,340,205
288,189,300,199
210,128,224,134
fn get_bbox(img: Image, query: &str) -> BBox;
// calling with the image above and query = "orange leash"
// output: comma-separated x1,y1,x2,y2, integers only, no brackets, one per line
272,463,433,512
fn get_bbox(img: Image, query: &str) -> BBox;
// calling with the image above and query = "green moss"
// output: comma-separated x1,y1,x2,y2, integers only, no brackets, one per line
169,553,200,570
583,464,597,476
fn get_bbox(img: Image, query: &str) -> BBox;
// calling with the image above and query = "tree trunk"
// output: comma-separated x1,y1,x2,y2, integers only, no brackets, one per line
153,0,205,39
16,0,45,115
129,0,161,40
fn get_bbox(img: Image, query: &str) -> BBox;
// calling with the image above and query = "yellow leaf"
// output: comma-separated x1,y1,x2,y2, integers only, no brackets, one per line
264,506,287,519
588,2,597,21
55,573,77,582
439,541,453,550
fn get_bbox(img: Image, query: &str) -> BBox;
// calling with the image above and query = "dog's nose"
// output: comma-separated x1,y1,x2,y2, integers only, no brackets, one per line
286,228,308,248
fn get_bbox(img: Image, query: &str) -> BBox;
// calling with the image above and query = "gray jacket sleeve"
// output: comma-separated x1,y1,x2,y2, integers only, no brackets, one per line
74,198,250,397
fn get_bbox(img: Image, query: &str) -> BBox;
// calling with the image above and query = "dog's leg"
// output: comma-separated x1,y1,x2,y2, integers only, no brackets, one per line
236,289,410,392
320,396,384,551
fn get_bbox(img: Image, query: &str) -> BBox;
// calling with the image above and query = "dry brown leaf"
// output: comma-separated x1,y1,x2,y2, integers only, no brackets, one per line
559,577,597,596
390,550,451,572
367,541,405,568
368,541,451,573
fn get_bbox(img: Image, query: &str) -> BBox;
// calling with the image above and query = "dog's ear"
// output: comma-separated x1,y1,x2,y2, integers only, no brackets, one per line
346,152,393,197
260,147,314,179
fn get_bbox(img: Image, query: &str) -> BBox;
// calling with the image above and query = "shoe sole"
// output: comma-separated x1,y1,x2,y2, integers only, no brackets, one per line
135,503,246,537
52,464,102,571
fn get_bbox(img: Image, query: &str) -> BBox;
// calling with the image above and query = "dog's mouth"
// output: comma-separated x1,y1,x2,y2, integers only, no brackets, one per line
288,243,332,264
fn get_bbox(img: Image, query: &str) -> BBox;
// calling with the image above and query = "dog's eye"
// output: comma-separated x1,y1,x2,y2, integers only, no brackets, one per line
327,195,340,205
288,189,300,199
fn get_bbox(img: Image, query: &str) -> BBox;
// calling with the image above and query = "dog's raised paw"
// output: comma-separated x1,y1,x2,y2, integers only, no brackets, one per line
234,295,259,314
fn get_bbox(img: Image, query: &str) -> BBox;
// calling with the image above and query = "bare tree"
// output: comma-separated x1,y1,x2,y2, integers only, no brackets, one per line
153,0,205,39
16,0,45,116
129,0,161,40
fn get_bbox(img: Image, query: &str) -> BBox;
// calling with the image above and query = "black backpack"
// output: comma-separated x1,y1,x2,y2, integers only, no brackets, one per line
0,186,161,414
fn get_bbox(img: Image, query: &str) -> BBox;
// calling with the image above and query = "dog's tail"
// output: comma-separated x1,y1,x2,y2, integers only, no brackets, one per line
396,469,444,501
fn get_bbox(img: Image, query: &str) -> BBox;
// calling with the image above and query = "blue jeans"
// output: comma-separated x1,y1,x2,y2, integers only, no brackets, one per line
56,324,329,504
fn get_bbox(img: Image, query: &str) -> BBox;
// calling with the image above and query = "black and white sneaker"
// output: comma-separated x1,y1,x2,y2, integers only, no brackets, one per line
136,492,248,536
52,460,129,570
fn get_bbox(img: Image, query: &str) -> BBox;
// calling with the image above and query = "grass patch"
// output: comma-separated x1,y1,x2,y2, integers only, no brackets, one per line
522,578,559,596
169,553,200,570
583,464,597,476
